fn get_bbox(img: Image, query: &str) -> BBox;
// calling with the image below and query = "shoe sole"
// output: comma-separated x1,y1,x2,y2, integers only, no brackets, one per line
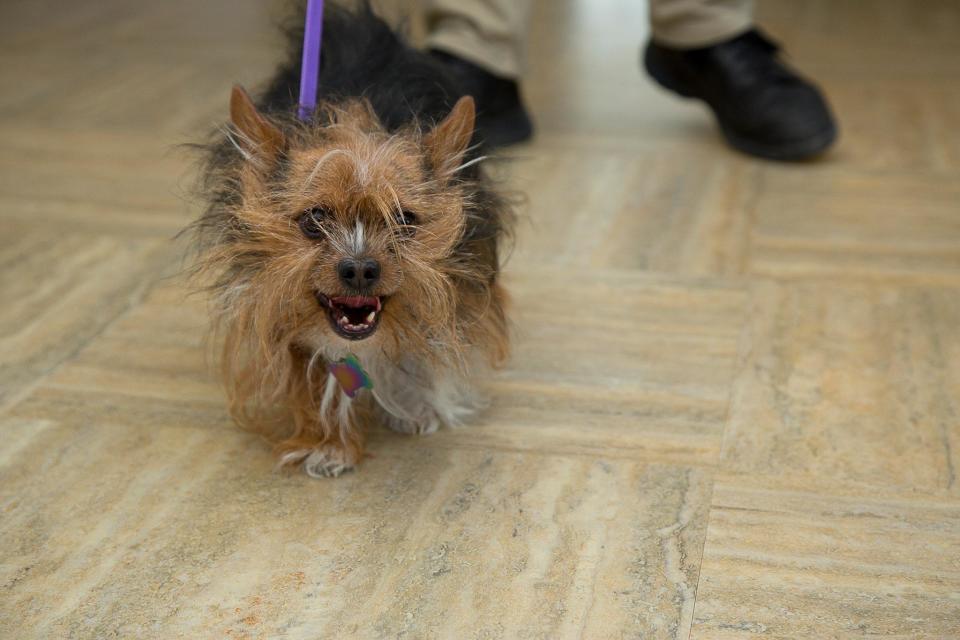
720,122,837,161
644,44,838,161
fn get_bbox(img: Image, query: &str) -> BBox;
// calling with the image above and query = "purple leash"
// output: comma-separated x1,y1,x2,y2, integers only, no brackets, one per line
297,0,324,120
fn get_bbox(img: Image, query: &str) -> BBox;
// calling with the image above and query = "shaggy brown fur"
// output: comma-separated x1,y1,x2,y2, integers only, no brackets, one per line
190,65,511,476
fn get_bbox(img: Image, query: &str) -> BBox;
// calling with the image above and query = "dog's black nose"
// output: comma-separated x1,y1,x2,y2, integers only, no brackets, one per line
337,258,381,290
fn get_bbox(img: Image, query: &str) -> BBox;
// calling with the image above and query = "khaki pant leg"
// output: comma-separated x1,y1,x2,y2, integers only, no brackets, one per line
649,0,754,48
424,0,533,78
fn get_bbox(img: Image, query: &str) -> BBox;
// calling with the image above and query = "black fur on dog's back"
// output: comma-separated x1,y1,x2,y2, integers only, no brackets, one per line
261,3,465,136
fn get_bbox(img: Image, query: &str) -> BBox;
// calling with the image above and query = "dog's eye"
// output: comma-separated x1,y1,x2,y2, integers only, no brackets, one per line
395,210,417,236
298,207,329,239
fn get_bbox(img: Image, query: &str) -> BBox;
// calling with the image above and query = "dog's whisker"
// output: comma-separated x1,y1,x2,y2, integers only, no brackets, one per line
445,155,489,175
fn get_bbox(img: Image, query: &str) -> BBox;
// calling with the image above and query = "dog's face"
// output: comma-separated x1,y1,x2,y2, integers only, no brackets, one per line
219,87,476,355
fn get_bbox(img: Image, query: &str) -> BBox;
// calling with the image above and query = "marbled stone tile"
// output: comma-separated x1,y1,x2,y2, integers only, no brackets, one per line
0,223,174,410
523,0,668,140
748,167,960,282
0,1,282,134
504,147,759,277
929,86,960,170
35,281,218,406
454,267,747,465
4,282,229,432
820,83,960,173
8,385,232,434
722,281,960,493
0,417,712,640
0,125,198,236
690,474,960,639
757,0,960,80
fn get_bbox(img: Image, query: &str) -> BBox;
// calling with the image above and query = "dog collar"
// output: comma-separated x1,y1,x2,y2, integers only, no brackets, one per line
328,353,372,398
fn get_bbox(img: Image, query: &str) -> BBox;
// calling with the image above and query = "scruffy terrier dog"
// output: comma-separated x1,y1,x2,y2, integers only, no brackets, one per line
190,5,511,477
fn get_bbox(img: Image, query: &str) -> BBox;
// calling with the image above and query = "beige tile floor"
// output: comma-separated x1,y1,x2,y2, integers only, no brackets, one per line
1,0,958,638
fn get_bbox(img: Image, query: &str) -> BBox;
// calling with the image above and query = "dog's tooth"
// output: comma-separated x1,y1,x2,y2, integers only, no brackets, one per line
366,311,375,323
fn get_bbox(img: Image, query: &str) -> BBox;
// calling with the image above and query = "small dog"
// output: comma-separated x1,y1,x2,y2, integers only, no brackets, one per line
189,4,511,477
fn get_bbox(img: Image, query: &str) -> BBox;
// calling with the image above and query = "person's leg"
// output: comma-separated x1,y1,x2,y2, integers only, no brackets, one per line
644,0,837,161
425,0,533,79
425,0,535,147
649,0,754,48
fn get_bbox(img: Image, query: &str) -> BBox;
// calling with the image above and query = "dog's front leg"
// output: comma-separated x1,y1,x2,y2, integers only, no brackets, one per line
275,354,365,478
375,360,485,436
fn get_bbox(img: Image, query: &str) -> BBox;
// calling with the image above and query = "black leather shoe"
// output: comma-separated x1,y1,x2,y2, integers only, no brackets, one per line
644,29,837,160
429,49,534,149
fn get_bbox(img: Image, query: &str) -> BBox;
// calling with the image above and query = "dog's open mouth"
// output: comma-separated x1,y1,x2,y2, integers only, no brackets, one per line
317,293,383,340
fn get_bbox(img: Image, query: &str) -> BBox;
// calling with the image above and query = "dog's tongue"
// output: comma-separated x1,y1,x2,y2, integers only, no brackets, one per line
332,296,381,310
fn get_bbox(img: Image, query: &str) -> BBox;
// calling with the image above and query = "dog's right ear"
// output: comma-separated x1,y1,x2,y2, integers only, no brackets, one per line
229,85,284,160
424,95,475,174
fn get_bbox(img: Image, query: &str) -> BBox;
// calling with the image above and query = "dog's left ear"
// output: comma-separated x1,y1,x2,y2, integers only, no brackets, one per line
424,96,475,173
229,85,284,161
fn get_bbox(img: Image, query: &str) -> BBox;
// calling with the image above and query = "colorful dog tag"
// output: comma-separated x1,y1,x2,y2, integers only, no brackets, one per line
328,353,373,398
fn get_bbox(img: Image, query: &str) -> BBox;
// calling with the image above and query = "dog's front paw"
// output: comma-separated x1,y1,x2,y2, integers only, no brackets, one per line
279,445,356,478
303,446,355,478
384,413,441,436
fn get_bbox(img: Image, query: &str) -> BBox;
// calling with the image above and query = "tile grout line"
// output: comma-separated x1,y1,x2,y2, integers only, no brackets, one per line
0,245,180,420
683,279,757,640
